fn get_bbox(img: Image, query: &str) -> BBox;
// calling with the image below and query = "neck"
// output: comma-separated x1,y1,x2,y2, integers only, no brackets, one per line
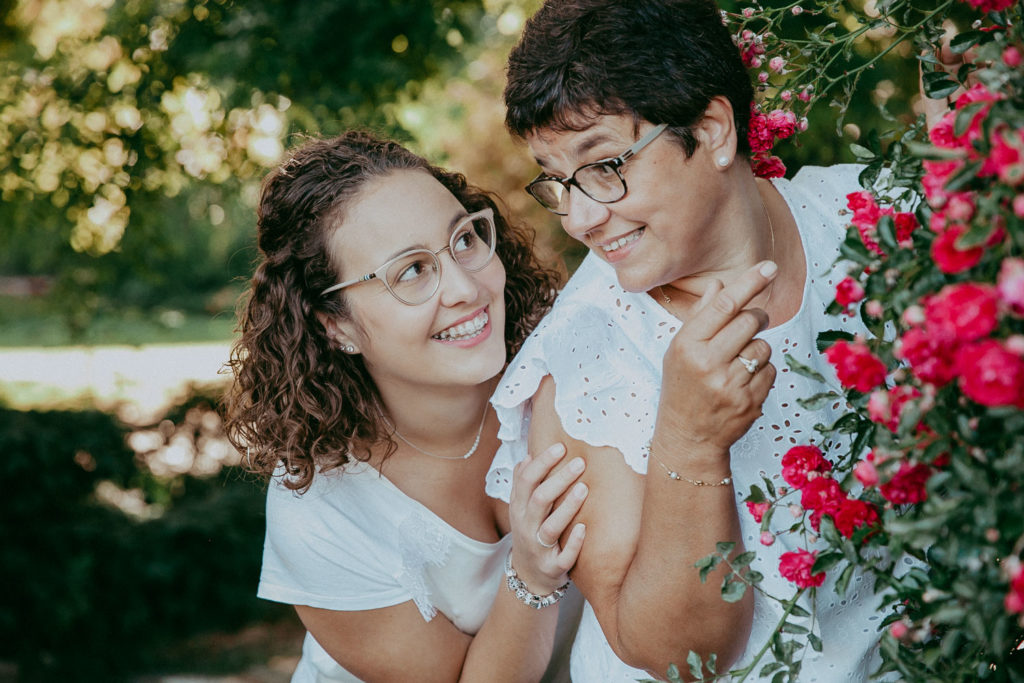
657,176,779,314
376,376,498,456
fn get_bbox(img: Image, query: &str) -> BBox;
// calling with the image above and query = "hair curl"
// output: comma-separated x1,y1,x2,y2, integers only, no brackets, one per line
224,131,560,491
504,0,754,157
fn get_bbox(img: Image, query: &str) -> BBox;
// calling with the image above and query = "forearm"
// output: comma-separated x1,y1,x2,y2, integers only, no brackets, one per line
458,569,560,683
613,437,753,678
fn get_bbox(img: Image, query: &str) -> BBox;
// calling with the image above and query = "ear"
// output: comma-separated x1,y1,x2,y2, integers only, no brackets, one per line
696,96,738,170
316,311,362,354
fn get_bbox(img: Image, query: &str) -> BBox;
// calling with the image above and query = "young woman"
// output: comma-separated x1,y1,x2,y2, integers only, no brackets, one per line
224,131,586,682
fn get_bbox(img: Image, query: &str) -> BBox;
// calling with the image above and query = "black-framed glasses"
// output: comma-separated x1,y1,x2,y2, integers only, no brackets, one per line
525,123,669,215
320,208,497,306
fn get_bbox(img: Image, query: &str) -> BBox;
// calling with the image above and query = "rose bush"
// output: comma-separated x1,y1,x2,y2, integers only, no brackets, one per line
671,2,1024,682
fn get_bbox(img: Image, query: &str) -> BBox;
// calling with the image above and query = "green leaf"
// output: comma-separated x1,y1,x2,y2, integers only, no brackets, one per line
811,551,844,574
840,235,875,266
780,621,810,635
716,541,736,555
835,563,856,597
949,30,984,54
746,484,766,504
797,391,842,410
721,576,748,603
943,159,983,193
922,71,960,99
817,329,855,352
686,651,703,680
849,143,876,160
784,354,827,384
876,214,897,251
808,632,824,652
732,551,757,568
953,101,987,137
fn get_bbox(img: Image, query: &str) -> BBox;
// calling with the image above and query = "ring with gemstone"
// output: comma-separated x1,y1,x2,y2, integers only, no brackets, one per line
738,355,759,374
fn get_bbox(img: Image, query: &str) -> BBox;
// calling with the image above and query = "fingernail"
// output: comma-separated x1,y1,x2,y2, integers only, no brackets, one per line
547,443,566,458
573,482,588,498
569,457,585,473
760,260,778,278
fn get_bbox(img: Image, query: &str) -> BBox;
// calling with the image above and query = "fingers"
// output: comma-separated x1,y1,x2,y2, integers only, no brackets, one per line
511,442,567,508
536,480,588,548
554,522,586,573
685,261,778,342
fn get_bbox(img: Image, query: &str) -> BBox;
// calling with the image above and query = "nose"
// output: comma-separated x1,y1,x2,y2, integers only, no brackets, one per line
436,251,480,307
561,186,611,243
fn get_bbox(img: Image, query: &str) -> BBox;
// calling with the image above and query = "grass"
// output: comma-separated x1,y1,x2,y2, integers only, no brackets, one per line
0,295,238,347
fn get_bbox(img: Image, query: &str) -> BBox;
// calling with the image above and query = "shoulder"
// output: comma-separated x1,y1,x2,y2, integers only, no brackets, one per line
779,163,865,215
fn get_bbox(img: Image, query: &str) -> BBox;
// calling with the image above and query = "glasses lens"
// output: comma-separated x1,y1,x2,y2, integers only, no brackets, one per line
528,180,568,214
575,162,626,203
384,250,440,305
452,213,496,271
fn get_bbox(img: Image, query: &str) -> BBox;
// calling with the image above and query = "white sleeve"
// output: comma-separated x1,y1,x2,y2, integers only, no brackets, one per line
257,475,412,613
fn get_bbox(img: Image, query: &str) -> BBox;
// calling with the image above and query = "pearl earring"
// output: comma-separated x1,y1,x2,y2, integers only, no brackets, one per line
342,344,356,354
717,156,730,167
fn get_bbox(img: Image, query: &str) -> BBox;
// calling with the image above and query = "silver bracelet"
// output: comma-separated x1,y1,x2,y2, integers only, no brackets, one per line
504,550,570,609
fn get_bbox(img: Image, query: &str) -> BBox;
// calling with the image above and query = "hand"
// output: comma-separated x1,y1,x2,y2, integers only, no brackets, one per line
657,261,779,456
508,443,587,595
919,36,981,131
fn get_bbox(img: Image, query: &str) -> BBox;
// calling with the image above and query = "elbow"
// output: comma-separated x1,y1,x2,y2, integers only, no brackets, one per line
613,602,753,681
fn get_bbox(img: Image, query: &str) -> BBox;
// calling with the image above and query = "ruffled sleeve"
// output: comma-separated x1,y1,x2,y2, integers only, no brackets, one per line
487,255,670,501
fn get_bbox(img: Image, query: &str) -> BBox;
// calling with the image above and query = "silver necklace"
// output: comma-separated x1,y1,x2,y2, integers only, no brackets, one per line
391,406,488,460
658,191,776,307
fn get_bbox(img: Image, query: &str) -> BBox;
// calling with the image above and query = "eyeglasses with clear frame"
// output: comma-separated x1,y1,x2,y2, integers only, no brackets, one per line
525,123,669,216
320,208,497,306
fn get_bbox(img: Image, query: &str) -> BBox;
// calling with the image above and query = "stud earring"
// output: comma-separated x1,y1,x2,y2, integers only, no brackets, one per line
342,344,356,354
717,156,730,167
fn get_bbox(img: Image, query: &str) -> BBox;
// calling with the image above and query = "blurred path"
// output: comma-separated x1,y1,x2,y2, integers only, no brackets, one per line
0,342,233,421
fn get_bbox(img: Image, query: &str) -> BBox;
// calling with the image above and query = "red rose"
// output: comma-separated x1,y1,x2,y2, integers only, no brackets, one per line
751,153,786,179
895,327,958,386
832,498,880,538
963,0,1016,11
824,339,887,393
1006,565,1024,614
867,385,922,433
779,549,826,588
880,463,932,505
893,211,918,244
854,459,879,487
835,277,866,308
956,340,1024,408
931,224,984,274
800,476,845,524
924,282,1000,343
781,445,833,489
746,500,771,524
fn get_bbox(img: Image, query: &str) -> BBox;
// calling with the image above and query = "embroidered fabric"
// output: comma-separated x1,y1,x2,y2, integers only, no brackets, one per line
396,511,453,621
488,165,896,681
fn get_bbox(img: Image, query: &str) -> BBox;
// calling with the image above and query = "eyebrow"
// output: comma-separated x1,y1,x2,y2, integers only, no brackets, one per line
532,129,620,173
377,210,470,263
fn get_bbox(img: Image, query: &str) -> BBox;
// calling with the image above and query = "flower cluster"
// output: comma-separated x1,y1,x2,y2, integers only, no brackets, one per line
692,3,1024,682
748,104,803,178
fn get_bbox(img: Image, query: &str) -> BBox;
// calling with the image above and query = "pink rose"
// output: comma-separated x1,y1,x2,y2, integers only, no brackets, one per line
767,109,797,139
880,462,932,505
825,339,887,393
892,211,918,244
867,385,922,433
896,327,958,386
931,224,983,274
760,531,776,546
800,476,845,519
982,126,1024,186
781,445,833,489
889,621,910,639
835,276,866,308
1006,564,1024,614
998,258,1024,315
832,498,880,539
746,500,772,523
751,153,786,179
1004,46,1023,68
779,549,826,588
846,191,882,228
963,0,1016,14
924,282,999,343
956,340,1024,408
854,459,879,487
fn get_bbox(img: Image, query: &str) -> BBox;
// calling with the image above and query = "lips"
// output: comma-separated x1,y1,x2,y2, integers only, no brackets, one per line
433,310,489,341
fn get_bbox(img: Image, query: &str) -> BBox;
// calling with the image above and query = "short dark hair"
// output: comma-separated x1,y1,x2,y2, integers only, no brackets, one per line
224,131,560,491
504,0,754,156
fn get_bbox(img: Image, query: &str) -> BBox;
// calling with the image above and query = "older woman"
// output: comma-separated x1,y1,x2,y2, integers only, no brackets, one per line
225,132,584,682
487,1,891,681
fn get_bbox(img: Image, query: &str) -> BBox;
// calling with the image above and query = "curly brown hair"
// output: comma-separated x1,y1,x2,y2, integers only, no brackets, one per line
224,131,561,491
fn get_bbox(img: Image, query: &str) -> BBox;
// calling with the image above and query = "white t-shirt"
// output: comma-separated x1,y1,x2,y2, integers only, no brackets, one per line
259,460,580,682
487,165,907,681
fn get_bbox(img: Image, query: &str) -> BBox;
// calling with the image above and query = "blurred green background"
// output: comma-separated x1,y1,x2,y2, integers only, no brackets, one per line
0,0,954,680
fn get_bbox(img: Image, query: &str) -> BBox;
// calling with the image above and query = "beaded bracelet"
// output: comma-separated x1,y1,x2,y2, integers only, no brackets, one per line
504,551,570,609
645,441,733,487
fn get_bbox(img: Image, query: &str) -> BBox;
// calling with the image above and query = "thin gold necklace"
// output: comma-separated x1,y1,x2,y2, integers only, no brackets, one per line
390,405,489,460
659,191,776,307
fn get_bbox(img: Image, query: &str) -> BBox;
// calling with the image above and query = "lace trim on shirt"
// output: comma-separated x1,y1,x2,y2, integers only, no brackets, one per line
395,512,452,621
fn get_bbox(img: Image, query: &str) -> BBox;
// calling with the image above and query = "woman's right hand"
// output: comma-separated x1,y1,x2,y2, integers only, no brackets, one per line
507,443,587,595
657,261,779,456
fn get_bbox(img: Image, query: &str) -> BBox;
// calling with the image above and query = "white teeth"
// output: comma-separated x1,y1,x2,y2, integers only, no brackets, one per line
434,311,489,341
601,228,643,252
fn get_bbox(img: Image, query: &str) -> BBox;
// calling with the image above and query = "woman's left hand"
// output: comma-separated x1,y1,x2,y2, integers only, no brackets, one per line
507,442,587,595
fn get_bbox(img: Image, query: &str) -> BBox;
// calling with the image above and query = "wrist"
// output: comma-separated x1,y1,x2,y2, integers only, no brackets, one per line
504,550,570,609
